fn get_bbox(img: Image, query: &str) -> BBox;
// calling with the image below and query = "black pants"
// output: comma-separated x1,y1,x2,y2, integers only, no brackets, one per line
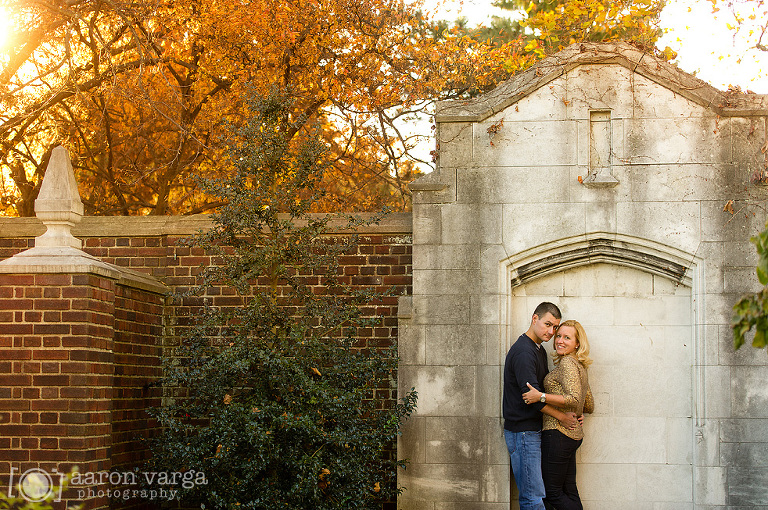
541,429,583,510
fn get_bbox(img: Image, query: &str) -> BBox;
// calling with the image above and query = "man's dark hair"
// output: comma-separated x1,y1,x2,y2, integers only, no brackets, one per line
533,301,561,320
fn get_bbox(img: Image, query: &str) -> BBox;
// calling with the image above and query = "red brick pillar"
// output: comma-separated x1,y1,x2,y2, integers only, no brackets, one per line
0,271,119,509
0,147,167,509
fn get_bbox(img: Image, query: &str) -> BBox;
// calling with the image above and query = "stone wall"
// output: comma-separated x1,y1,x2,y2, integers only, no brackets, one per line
399,42,768,509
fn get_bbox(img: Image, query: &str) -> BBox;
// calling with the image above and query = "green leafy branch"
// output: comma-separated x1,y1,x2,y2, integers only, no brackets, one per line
732,219,768,352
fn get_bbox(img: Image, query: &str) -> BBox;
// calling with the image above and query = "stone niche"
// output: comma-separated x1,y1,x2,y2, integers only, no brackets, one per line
398,42,768,509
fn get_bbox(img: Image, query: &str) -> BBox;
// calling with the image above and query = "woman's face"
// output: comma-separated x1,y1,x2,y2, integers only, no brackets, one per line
554,325,579,356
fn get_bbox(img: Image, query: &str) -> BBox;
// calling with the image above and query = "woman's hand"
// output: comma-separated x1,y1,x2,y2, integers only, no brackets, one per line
522,382,542,405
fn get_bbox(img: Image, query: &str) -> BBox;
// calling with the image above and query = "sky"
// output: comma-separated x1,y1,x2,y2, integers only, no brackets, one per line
422,0,768,93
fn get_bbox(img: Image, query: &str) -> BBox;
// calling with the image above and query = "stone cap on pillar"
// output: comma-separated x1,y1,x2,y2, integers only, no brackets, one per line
0,146,166,294
33,145,85,249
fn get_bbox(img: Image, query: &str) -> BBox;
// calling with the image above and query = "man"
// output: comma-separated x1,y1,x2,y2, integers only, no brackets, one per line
503,302,578,510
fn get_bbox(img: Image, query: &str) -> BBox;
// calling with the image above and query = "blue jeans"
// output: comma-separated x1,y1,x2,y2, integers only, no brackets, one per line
504,429,546,510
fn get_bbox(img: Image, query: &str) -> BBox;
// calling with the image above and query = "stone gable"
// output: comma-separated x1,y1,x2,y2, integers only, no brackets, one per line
400,41,768,508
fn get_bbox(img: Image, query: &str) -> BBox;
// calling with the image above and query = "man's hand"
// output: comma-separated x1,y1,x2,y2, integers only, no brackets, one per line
560,412,578,430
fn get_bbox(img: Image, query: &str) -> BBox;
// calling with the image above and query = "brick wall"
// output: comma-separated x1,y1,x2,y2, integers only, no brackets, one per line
111,286,164,471
0,213,412,508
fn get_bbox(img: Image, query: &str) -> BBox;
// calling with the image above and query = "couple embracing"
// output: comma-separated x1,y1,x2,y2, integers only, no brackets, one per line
503,302,594,510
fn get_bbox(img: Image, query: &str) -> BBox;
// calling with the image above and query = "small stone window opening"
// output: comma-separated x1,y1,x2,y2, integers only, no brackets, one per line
583,110,619,188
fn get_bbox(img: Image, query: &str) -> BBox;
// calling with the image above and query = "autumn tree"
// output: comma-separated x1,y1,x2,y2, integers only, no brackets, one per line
147,90,418,508
438,0,666,58
708,0,767,88
716,0,767,53
0,0,514,216
519,0,665,57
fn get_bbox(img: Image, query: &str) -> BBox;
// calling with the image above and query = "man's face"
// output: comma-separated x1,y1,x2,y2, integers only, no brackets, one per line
531,312,560,343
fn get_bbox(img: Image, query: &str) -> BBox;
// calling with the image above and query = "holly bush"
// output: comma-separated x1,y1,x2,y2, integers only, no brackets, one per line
146,90,417,509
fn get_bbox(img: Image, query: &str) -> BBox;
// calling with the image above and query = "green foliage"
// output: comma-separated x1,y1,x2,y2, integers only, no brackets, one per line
1,471,79,510
146,89,417,509
732,219,768,352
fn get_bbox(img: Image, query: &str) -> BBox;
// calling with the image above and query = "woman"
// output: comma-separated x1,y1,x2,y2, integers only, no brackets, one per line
522,320,594,510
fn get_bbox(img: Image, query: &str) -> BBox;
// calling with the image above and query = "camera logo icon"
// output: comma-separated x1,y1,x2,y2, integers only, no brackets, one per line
9,468,63,503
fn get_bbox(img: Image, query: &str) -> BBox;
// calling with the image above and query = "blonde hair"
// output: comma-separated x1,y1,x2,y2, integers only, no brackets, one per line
552,320,593,367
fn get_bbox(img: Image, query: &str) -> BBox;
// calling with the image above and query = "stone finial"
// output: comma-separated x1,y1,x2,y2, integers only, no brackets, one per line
0,147,167,293
33,146,84,249
0,145,108,272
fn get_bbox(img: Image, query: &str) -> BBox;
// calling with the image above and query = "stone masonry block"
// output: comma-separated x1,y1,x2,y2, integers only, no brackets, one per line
485,324,505,366
479,463,511,504
456,166,571,205
473,118,579,168
703,365,732,419
575,462,638,503
470,294,502,326
730,365,768,417
616,164,742,203
728,466,768,505
398,415,426,465
437,122,474,169
440,204,502,245
475,365,502,418
562,263,654,298
616,200,701,253
613,294,692,326
731,116,767,170
414,269,483,296
584,324,691,368
694,466,728,505
413,244,481,272
501,77,568,122
579,416,667,463
609,362,692,417
721,441,768,467
719,323,768,367
425,416,493,465
578,65,708,119
582,196,618,234
701,197,768,243
398,322,425,366
501,202,587,255
625,115,728,166
510,275,565,299
397,462,484,503
398,365,477,416
413,205,442,246
635,463,693,503
424,324,486,366
566,65,638,120
411,295,470,326
721,418,768,443
666,417,694,465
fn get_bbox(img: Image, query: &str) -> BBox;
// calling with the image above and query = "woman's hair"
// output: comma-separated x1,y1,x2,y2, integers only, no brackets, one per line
552,319,593,367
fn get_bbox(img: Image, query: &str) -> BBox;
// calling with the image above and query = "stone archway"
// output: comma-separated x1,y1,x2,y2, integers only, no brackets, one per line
504,233,702,508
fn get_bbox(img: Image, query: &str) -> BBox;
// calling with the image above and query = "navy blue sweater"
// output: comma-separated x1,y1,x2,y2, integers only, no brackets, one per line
503,333,549,432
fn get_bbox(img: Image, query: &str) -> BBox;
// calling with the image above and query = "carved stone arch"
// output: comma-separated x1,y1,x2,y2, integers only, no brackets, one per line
502,231,708,507
503,231,706,426
506,232,699,290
